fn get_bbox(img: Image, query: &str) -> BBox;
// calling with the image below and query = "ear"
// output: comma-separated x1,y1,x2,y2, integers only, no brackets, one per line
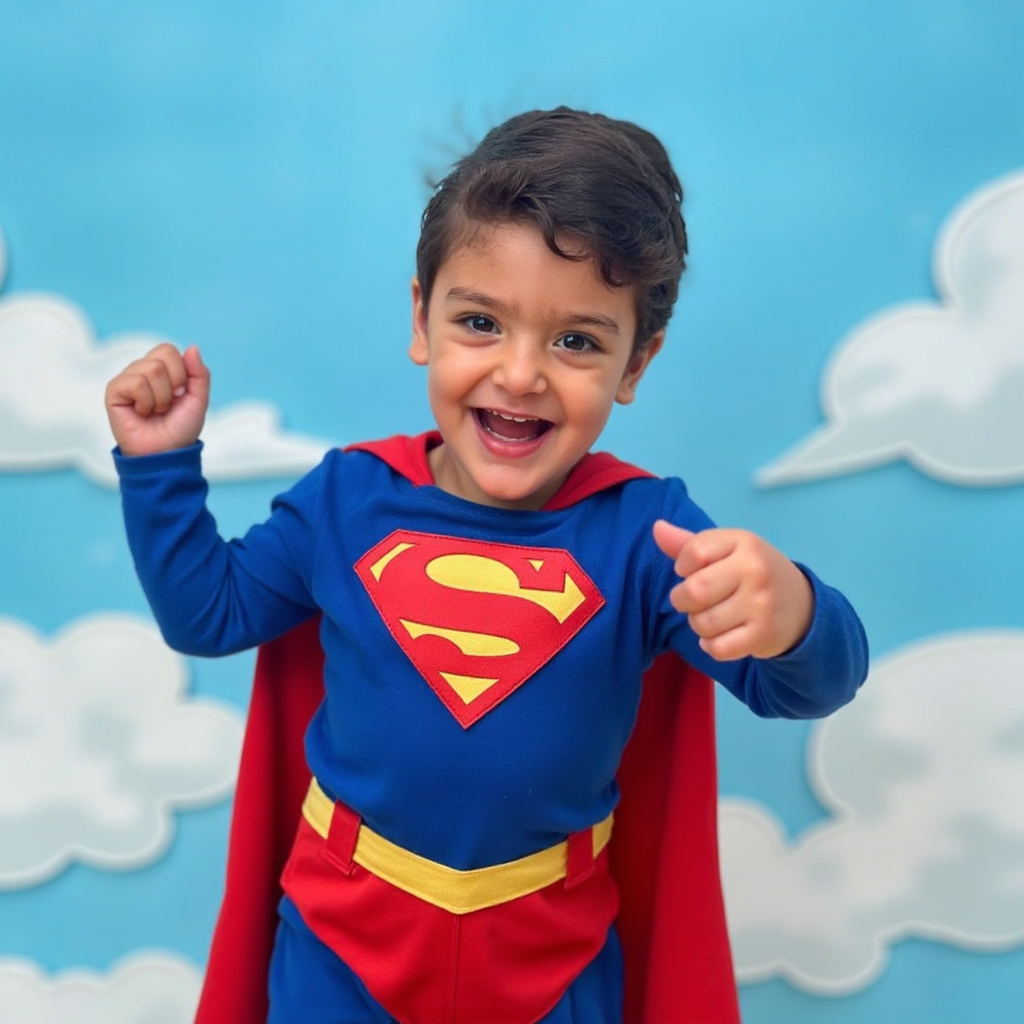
409,276,429,366
615,332,664,405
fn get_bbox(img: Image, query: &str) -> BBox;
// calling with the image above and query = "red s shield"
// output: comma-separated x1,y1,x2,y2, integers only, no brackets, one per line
354,530,605,728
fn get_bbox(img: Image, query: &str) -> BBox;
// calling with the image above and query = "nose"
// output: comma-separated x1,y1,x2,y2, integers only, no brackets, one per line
492,338,547,396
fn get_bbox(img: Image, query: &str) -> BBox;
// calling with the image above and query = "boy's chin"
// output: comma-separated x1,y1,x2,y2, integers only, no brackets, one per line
431,440,570,510
471,470,568,512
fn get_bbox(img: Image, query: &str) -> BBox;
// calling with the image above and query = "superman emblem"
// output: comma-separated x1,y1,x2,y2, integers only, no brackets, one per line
354,530,604,728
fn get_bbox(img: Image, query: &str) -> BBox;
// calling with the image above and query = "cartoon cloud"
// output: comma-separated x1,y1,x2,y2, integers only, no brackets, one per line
0,954,201,1024
0,614,243,888
0,225,333,488
757,170,1024,487
720,631,1024,993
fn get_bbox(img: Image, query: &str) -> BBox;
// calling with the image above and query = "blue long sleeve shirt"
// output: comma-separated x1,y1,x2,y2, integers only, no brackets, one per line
115,438,867,870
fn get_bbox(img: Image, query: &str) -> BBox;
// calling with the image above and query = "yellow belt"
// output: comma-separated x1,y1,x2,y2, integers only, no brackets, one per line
301,778,614,915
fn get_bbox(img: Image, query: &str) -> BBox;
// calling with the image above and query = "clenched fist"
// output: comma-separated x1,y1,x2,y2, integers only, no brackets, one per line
105,343,210,456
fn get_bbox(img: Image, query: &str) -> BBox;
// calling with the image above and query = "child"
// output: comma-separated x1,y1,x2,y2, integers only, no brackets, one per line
106,107,868,1024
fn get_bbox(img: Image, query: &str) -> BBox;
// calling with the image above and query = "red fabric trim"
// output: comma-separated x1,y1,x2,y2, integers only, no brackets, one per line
565,826,597,889
346,432,655,510
544,451,655,511
347,432,439,487
323,799,359,875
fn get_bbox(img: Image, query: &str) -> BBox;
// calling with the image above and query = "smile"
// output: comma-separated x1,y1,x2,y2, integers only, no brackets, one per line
475,409,553,443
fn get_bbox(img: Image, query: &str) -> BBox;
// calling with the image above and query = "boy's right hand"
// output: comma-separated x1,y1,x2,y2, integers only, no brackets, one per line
105,343,210,456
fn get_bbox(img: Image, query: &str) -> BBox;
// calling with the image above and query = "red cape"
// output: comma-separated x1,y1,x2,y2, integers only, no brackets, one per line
194,436,741,1024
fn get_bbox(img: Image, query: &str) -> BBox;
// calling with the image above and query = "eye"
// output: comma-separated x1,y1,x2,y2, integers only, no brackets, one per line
556,332,598,354
460,314,499,334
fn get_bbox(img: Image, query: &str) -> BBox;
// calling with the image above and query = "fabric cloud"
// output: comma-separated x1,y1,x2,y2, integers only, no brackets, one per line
0,226,332,488
0,614,243,888
0,954,200,1024
720,632,1024,993
757,171,1024,487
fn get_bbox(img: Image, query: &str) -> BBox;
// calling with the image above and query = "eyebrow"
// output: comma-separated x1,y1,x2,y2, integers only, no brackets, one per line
445,287,621,336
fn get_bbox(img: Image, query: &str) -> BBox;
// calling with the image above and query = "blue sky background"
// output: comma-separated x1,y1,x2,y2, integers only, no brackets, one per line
1,1,1023,1020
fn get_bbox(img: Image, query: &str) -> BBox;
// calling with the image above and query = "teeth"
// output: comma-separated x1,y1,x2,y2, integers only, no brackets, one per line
491,410,536,423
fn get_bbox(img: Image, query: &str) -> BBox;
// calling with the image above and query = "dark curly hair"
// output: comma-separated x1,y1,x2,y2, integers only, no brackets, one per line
415,107,688,353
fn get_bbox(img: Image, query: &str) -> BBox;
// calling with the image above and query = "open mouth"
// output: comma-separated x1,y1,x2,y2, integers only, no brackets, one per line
475,408,554,443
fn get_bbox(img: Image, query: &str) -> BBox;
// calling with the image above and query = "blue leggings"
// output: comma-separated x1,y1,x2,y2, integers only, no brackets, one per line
268,897,624,1024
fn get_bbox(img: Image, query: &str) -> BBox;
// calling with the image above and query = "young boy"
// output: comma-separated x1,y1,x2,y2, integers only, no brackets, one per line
106,107,867,1024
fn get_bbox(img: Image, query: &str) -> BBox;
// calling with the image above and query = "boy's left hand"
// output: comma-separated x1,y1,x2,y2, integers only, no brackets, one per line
653,520,813,662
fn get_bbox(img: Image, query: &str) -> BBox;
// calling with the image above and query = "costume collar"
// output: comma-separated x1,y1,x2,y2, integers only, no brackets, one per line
346,432,653,511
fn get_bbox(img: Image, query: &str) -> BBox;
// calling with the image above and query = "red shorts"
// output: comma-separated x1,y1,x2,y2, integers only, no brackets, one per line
281,793,619,1024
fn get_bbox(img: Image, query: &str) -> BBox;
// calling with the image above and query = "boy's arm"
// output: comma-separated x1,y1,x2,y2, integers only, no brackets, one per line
114,443,319,656
653,519,868,719
107,344,318,656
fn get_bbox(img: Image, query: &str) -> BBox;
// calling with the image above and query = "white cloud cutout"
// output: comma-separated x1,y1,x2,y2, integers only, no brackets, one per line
0,225,333,487
0,953,200,1024
757,170,1024,487
0,614,243,888
720,631,1024,994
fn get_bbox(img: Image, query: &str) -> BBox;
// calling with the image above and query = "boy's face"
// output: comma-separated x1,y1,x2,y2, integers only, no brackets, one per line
409,221,661,511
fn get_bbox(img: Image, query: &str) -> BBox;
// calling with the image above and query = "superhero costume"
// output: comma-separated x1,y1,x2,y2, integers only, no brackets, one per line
114,432,868,1024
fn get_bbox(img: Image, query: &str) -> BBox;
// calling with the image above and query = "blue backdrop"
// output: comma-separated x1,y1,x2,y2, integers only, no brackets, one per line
1,2,1022,1021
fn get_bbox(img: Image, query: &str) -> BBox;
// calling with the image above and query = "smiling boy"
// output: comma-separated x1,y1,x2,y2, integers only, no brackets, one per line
106,107,868,1024
410,221,656,512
